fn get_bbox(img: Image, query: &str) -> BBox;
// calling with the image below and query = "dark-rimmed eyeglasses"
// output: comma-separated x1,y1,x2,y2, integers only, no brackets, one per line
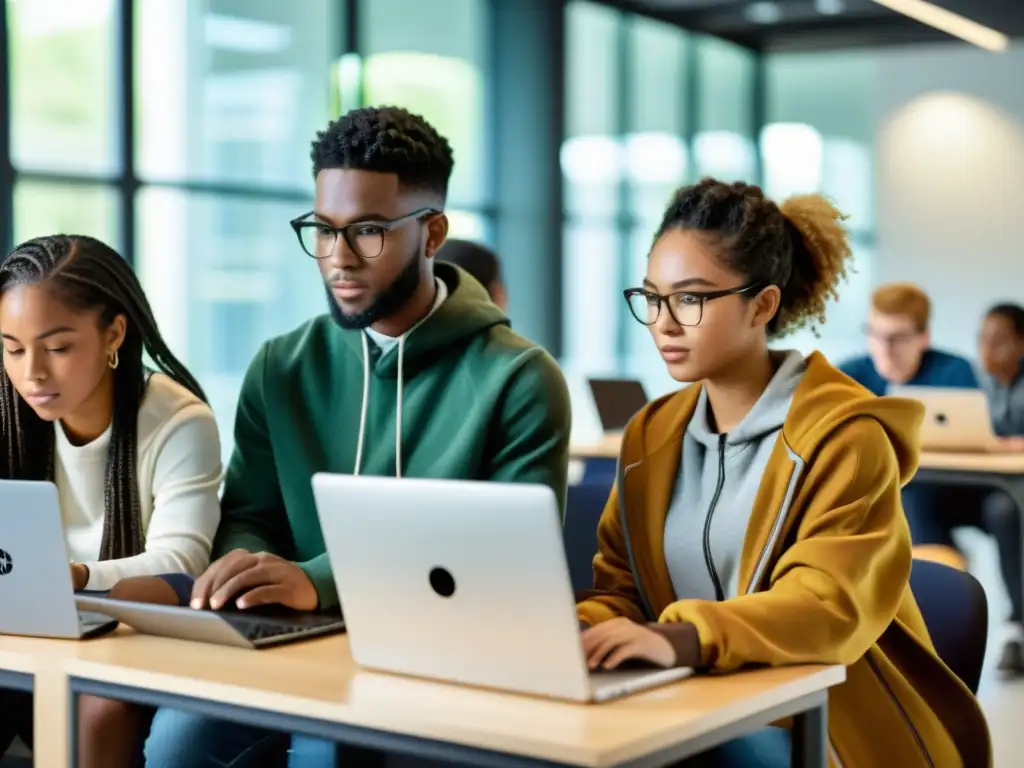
623,283,764,327
289,208,441,261
862,326,923,348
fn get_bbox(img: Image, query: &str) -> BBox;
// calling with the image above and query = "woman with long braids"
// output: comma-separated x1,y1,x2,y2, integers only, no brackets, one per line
0,235,223,767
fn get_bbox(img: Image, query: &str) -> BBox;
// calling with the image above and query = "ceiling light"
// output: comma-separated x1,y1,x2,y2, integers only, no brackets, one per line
869,0,1008,51
745,2,782,25
815,0,845,15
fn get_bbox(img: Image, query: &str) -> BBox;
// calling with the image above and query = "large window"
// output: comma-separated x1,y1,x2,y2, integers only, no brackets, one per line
623,18,691,397
3,0,879,456
0,0,508,460
359,0,489,232
562,0,624,393
131,0,339,456
763,52,878,362
7,0,119,174
693,36,757,182
563,3,771,411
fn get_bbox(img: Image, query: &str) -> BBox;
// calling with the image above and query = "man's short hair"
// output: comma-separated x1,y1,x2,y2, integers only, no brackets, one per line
871,283,931,332
987,303,1024,338
437,239,501,288
310,106,454,198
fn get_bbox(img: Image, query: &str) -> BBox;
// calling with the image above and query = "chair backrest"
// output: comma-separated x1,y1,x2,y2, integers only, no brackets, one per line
909,558,989,694
563,482,612,594
580,457,617,487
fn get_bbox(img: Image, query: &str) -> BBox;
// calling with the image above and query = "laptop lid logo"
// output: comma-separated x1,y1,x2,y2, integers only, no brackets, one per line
0,549,12,576
429,567,456,598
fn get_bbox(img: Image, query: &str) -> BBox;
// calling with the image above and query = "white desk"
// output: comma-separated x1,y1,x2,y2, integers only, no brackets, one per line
56,631,843,768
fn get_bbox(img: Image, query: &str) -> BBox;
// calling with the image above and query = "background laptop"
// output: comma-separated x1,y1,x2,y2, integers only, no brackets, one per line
312,474,692,703
74,595,345,649
889,386,999,452
0,480,116,639
587,378,648,433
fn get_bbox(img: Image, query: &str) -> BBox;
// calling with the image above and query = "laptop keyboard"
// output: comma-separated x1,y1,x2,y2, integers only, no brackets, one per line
221,613,344,644
78,610,116,632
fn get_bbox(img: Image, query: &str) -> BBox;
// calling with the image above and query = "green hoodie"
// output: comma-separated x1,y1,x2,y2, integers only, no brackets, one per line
214,262,572,609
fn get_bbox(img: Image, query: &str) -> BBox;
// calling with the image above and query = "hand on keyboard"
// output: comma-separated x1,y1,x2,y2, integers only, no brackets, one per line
190,550,318,612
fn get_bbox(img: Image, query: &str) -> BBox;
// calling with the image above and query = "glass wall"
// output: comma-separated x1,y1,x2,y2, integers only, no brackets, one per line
1,0,499,460
2,0,879,452
763,51,878,363
133,0,340,452
562,2,761,424
358,0,490,237
562,1,623,383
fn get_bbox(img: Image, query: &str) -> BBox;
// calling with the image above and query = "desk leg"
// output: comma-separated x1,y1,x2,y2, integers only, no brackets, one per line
33,668,71,768
791,702,827,768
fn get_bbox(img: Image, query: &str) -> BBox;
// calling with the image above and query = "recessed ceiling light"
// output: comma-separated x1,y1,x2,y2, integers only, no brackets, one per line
745,1,782,24
815,0,845,15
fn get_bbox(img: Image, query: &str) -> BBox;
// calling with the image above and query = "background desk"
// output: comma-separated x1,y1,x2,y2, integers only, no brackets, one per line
61,631,843,768
915,451,1024,508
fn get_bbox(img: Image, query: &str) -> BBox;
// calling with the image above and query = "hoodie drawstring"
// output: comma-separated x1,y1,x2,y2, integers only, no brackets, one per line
353,332,405,478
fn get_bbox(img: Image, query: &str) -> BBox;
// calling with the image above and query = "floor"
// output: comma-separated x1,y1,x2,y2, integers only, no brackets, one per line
959,529,1023,766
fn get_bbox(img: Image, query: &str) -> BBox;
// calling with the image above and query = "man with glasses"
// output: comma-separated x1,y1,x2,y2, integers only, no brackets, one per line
143,106,572,768
839,282,977,395
839,286,1024,675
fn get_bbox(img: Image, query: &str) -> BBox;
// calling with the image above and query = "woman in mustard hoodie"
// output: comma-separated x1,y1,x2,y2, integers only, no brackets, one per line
576,178,990,768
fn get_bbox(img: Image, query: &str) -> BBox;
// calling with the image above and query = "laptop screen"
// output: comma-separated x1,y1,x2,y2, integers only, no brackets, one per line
587,379,648,432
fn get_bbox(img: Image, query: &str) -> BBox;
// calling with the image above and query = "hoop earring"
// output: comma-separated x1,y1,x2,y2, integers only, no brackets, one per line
108,349,119,370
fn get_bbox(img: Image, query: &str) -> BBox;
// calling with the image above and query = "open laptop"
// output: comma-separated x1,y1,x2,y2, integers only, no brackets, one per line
889,386,999,452
311,474,692,703
73,594,346,649
0,479,117,639
587,378,648,433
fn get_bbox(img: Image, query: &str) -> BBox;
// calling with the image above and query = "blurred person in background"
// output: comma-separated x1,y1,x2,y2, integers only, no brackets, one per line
437,238,508,310
840,283,978,394
979,302,1024,443
976,302,1024,674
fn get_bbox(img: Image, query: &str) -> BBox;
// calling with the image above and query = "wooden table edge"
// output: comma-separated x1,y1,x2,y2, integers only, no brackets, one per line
62,657,845,768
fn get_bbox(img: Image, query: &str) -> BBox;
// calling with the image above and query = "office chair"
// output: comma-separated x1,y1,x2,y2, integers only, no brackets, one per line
910,558,989,694
563,482,611,594
580,457,617,487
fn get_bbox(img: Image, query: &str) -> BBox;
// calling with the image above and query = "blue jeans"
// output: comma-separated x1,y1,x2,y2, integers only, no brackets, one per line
144,708,338,768
144,709,787,768
681,727,791,767
902,481,1023,621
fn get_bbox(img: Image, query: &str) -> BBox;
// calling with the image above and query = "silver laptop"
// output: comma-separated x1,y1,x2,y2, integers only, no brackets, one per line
312,474,692,703
74,594,346,649
889,386,998,451
0,479,117,639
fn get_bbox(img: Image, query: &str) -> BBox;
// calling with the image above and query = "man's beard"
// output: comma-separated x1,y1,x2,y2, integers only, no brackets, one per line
327,255,423,331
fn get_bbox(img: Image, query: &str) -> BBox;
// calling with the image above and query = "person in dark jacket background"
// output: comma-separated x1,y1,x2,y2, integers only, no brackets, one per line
437,238,508,310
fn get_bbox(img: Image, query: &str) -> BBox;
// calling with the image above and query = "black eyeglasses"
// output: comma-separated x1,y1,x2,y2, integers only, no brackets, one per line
623,283,764,327
289,208,441,261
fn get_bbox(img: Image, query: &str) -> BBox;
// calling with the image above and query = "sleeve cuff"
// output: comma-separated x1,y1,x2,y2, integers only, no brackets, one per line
298,556,338,611
157,574,196,607
648,621,702,669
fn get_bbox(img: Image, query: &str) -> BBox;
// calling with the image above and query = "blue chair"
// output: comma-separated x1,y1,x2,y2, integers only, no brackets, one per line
581,457,617,487
563,482,612,594
909,558,989,694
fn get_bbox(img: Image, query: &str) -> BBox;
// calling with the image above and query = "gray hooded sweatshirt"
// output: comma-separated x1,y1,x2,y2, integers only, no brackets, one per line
664,350,807,602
